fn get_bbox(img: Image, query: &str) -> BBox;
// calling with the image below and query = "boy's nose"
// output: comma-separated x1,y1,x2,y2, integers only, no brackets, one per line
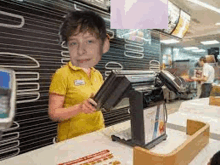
77,43,86,55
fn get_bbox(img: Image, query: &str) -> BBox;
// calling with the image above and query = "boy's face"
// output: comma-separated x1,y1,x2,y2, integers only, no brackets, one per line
67,31,104,69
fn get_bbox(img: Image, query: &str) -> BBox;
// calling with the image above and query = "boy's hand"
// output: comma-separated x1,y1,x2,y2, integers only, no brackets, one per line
80,94,97,114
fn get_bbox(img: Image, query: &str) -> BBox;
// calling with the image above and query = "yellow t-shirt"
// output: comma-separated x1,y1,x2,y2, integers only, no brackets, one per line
49,61,105,142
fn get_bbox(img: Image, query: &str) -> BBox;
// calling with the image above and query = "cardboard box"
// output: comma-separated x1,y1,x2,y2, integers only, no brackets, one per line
209,85,220,106
209,96,220,106
133,119,210,165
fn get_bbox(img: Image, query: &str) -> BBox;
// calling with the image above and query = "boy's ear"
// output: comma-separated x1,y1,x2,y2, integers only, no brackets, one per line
102,38,110,54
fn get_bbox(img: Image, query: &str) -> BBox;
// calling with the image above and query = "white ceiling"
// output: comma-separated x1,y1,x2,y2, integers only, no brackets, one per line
160,0,220,49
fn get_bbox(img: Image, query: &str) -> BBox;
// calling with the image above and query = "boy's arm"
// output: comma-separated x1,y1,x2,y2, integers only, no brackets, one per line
48,70,97,122
49,93,97,122
48,70,80,122
48,93,81,122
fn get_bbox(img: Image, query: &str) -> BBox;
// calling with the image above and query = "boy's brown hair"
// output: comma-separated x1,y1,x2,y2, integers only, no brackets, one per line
59,10,107,45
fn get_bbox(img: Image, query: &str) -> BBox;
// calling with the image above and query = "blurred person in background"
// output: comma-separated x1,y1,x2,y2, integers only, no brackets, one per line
192,56,215,98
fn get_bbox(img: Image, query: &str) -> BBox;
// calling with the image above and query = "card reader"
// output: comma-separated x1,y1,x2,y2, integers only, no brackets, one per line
0,68,16,139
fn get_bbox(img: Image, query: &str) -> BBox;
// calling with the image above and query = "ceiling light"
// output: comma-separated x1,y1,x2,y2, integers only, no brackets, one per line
192,49,206,52
160,39,179,44
183,47,199,50
201,40,219,45
187,0,220,14
215,23,220,26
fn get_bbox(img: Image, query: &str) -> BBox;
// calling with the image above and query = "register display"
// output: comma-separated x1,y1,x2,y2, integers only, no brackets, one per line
0,71,11,118
171,10,191,38
163,1,180,34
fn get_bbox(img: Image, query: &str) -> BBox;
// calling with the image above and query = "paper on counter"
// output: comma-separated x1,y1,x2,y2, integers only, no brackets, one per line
112,128,132,141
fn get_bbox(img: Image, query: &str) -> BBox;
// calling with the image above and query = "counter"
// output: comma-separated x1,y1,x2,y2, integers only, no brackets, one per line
168,98,220,138
0,98,220,165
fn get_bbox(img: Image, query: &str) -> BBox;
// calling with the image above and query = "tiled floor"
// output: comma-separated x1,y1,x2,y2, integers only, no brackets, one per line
165,99,185,115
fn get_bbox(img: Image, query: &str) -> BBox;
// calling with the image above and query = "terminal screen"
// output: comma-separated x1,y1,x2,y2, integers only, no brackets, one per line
0,71,10,89
0,71,11,118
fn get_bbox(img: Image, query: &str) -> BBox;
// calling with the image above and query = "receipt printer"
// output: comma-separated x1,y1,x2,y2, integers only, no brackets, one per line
0,68,16,131
127,87,167,149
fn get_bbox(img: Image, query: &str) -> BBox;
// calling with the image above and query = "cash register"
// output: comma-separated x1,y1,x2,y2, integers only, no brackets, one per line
94,70,186,149
0,68,16,140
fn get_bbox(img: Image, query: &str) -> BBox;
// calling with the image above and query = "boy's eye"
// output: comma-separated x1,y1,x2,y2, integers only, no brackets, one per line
87,40,94,44
69,42,77,46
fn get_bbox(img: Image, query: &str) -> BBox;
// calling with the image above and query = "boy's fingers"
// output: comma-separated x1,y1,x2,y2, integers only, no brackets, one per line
85,100,96,111
81,99,97,114
88,98,97,107
82,103,95,113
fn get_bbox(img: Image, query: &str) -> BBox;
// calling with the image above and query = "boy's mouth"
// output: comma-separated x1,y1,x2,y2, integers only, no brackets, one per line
78,59,90,63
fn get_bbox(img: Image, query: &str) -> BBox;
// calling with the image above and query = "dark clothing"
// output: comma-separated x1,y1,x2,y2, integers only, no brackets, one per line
199,83,213,98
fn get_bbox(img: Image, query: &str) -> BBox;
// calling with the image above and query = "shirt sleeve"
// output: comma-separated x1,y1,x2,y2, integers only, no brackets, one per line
97,71,104,84
49,69,67,95
203,65,209,77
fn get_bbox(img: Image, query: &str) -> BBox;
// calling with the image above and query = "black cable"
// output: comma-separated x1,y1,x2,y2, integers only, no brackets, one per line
163,103,168,123
155,74,164,88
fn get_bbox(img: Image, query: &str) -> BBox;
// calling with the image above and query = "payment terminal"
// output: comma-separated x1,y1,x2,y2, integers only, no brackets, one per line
94,70,186,149
0,68,16,136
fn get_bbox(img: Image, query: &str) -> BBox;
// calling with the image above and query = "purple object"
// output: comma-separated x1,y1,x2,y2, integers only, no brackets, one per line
111,0,168,29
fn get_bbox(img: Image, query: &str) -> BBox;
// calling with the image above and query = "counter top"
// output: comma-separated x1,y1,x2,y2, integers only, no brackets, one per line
0,98,220,165
167,98,220,138
0,119,219,165
178,98,220,118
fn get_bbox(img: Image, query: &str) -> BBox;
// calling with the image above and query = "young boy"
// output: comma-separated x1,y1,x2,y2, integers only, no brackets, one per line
48,10,110,142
